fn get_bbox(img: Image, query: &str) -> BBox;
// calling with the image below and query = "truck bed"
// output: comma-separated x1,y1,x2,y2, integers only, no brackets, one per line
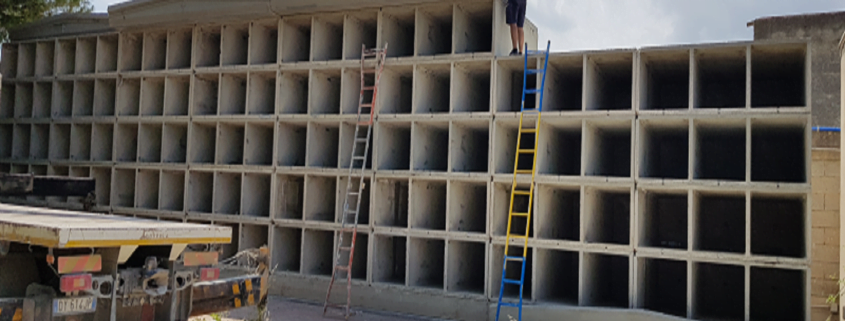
0,204,231,248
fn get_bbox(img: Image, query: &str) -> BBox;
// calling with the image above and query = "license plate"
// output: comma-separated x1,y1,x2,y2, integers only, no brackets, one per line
53,296,96,316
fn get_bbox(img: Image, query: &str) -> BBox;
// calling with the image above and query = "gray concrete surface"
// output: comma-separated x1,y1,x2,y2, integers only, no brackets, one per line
194,296,449,321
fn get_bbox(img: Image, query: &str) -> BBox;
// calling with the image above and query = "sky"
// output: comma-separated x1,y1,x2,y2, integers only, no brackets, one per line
76,0,845,51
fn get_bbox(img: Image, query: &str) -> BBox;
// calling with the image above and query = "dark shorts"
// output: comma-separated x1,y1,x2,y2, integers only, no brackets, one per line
506,0,527,28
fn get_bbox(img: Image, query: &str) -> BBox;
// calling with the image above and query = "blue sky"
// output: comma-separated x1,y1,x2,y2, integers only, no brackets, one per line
89,0,843,51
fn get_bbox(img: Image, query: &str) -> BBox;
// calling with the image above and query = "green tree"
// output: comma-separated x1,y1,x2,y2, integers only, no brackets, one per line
0,0,93,42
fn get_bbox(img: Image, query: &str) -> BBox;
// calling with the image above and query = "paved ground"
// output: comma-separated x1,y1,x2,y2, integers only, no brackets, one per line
191,296,451,321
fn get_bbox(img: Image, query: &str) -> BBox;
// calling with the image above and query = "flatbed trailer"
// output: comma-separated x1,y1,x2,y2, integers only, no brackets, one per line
0,203,268,321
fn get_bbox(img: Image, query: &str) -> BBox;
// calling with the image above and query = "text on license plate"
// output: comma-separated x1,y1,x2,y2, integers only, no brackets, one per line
53,296,97,316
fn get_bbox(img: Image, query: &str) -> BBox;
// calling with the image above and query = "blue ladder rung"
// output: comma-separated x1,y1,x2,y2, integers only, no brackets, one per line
499,302,521,308
525,69,543,75
503,278,523,285
526,50,547,55
524,88,540,94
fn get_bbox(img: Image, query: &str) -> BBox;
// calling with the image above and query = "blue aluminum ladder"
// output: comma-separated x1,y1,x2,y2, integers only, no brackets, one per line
495,40,550,321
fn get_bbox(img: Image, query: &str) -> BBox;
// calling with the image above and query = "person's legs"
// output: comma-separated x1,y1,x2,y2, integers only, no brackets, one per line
505,0,519,55
510,24,519,52
516,0,526,53
518,28,524,53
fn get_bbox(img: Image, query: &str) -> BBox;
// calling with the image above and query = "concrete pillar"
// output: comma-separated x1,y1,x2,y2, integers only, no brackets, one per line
840,31,845,321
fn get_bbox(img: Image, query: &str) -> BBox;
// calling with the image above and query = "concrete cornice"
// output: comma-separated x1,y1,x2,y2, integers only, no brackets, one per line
8,13,112,41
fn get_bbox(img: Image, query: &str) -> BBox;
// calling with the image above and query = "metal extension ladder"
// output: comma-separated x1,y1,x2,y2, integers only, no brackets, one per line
323,44,387,319
496,41,550,321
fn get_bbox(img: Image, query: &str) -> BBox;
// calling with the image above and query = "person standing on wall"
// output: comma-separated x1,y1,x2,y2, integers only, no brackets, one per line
506,0,527,55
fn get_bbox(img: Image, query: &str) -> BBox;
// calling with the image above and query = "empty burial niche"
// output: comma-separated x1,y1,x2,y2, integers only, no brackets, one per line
694,121,746,181
167,28,192,69
242,174,271,218
751,122,805,183
374,235,407,284
196,26,222,67
335,176,371,224
582,253,629,307
381,8,415,58
52,81,73,117
1,44,18,78
115,123,138,162
312,15,344,61
585,189,630,245
339,68,366,115
244,123,273,165
188,171,213,213
56,39,76,75
376,122,411,170
247,72,276,115
96,35,118,73
117,78,141,116
92,167,111,205
490,182,532,237
750,267,804,321
281,16,311,62
217,123,244,165
15,83,33,118
164,76,190,116
0,125,11,158
0,85,12,118
220,224,241,258
142,32,167,70
638,258,687,318
159,171,185,211
378,65,414,114
12,125,30,159
752,45,806,108
69,124,92,161
193,74,219,116
373,179,409,227
112,169,136,207
92,124,113,161
278,71,308,114
138,123,162,163
410,180,447,230
119,33,142,71
277,122,307,167
190,123,216,163
221,24,249,66
640,120,689,179
272,227,302,273
694,47,746,109
35,41,55,76
693,263,744,320
452,61,491,113
141,77,165,116
538,121,581,176
29,124,48,159
249,20,278,65
343,11,377,60
93,79,116,116
585,53,634,111
310,69,342,114
17,43,35,77
694,193,745,253
640,50,690,110
454,3,493,54
304,175,337,222
536,186,580,241
338,232,369,280
306,122,339,168
75,37,96,74
302,229,334,276
535,249,578,304
491,121,518,173
49,124,71,160
136,169,160,209
585,121,632,177
414,64,451,113
544,55,584,112
451,121,490,173
213,172,241,214
496,59,538,112
409,238,445,288
447,241,485,294
71,80,94,117
751,195,805,258
640,191,687,249
447,181,487,233
33,82,53,118
412,122,449,172
240,224,269,252
490,245,533,300
416,5,453,56
220,74,247,115
275,175,305,219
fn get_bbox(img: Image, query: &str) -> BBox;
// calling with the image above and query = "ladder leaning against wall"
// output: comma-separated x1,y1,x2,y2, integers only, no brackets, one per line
323,44,388,319
495,41,550,321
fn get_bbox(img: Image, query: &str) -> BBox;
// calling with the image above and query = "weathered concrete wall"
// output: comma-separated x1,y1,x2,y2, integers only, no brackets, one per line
753,11,845,128
812,148,840,321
